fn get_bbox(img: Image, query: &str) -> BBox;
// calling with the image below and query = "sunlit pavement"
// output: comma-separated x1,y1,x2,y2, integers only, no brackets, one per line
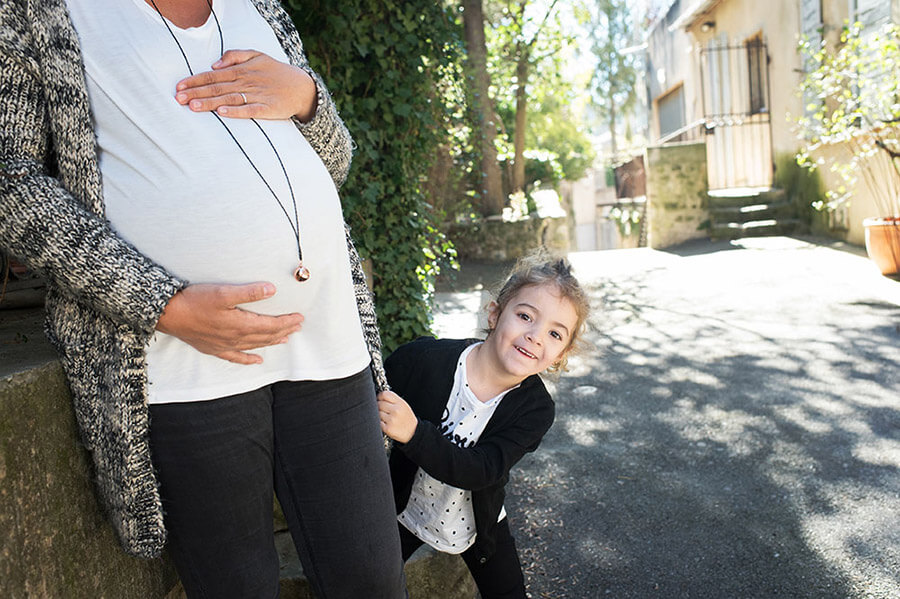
432,236,900,599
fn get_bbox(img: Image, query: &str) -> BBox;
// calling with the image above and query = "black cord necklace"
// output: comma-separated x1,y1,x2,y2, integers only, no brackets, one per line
148,0,310,282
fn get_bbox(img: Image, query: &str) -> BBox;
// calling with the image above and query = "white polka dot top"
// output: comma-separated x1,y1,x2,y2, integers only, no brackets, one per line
398,343,515,554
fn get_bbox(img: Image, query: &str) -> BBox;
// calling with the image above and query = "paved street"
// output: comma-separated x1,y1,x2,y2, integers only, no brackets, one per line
433,236,900,599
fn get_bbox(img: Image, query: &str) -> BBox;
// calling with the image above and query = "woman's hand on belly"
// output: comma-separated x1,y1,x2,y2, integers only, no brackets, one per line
155,282,303,365
174,49,318,122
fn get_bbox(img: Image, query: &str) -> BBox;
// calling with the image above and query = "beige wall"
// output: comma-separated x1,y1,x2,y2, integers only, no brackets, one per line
647,14,700,141
562,171,603,252
813,144,900,246
806,0,896,245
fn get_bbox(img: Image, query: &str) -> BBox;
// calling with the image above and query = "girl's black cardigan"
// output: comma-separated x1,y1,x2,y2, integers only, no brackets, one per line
385,336,555,563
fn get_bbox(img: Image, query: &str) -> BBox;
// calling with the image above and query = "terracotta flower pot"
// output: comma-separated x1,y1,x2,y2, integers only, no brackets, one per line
863,217,900,276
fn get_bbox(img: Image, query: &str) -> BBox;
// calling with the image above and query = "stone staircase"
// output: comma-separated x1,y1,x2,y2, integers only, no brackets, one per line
708,188,801,240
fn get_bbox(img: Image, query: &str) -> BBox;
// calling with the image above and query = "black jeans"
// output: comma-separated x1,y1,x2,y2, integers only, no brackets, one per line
149,369,407,599
399,518,526,599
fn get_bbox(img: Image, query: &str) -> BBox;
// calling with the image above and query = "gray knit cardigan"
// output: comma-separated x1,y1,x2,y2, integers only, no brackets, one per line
0,0,387,559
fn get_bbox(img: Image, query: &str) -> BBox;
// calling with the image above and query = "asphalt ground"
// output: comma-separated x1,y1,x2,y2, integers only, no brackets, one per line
432,236,900,599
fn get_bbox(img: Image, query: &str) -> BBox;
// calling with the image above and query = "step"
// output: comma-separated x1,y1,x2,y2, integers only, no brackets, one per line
709,199,798,225
710,218,802,240
707,187,786,208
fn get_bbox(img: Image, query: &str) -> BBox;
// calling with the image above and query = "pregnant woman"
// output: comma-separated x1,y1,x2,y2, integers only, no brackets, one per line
0,1,406,597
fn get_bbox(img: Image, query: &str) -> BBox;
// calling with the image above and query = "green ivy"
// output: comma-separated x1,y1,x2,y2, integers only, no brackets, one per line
283,1,462,352
774,152,821,229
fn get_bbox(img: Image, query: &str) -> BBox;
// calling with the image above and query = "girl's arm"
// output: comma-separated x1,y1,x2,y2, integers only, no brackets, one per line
391,392,554,491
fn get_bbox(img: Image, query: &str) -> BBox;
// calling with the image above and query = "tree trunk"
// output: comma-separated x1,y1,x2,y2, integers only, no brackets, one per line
463,0,505,215
512,50,528,193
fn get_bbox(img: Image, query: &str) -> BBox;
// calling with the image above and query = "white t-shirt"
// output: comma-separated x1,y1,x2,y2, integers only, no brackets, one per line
65,0,370,403
398,343,515,554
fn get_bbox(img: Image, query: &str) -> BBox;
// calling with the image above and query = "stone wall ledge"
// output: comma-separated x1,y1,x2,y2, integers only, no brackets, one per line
447,214,570,261
0,307,474,598
0,308,180,598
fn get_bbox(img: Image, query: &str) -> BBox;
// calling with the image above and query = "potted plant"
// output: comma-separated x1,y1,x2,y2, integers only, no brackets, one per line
796,21,900,276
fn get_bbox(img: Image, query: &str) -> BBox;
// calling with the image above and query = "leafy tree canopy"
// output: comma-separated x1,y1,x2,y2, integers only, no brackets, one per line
577,0,640,157
484,0,595,186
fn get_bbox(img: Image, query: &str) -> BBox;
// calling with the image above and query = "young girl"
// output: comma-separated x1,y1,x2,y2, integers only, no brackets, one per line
377,253,589,599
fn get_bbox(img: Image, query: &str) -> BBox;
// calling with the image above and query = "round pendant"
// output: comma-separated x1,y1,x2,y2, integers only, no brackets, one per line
293,264,310,282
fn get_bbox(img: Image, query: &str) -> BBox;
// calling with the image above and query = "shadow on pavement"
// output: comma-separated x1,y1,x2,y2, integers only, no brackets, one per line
433,240,900,598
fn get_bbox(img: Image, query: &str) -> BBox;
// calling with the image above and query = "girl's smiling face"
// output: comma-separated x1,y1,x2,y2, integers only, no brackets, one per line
483,283,579,381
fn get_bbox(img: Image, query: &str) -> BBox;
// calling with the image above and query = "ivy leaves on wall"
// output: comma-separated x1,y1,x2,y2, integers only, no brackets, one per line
283,1,463,352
